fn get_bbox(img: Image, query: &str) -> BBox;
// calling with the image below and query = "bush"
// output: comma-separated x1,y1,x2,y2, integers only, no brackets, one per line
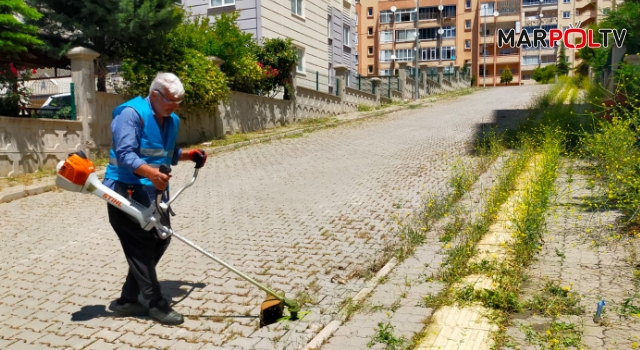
532,65,557,84
500,66,513,85
0,62,34,117
253,37,299,98
120,48,229,110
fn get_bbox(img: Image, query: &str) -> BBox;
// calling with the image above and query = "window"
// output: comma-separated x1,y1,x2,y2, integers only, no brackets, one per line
563,11,570,18
368,65,374,74
562,26,569,32
419,28,438,40
380,11,392,23
291,0,302,16
419,7,439,20
379,69,392,76
343,25,350,46
441,26,456,38
395,49,415,61
367,7,373,16
442,5,456,18
465,20,471,29
603,8,610,14
380,31,393,42
396,29,417,42
563,0,570,3
441,46,455,60
211,0,234,6
466,0,471,8
480,3,495,16
421,47,439,61
394,9,416,22
296,48,304,72
380,50,394,62
368,27,373,36
368,46,373,55
522,56,539,65
465,40,471,49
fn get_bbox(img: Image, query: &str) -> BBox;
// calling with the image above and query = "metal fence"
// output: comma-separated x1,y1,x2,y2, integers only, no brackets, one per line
19,83,76,120
296,69,332,94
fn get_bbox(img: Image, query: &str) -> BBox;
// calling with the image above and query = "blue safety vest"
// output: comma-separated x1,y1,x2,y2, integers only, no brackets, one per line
104,96,179,186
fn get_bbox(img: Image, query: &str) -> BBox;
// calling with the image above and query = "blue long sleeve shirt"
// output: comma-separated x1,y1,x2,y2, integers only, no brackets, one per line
102,97,182,202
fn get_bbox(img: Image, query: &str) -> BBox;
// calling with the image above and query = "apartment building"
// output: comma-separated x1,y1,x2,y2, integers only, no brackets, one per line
355,0,473,78
181,0,357,93
356,0,610,87
474,0,612,86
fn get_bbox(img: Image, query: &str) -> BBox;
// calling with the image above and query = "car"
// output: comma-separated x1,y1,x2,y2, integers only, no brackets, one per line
38,93,73,118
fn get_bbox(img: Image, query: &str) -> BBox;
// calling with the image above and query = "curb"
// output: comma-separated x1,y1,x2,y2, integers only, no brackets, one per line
304,258,398,350
0,170,107,204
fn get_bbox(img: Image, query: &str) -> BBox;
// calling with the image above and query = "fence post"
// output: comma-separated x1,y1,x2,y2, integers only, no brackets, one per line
419,63,429,95
387,76,391,99
66,46,100,158
334,65,347,111
316,71,319,91
454,65,461,83
358,74,361,90
70,83,76,120
437,65,444,86
371,77,381,105
397,62,407,99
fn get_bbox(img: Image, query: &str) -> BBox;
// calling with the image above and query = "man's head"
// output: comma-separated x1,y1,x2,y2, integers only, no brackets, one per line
148,72,185,117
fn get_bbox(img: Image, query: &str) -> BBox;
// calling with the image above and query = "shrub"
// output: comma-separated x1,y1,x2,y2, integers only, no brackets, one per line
0,62,34,117
532,65,557,84
253,37,299,98
500,66,513,85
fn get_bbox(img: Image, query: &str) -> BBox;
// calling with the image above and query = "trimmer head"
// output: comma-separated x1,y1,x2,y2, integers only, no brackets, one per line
259,295,284,327
259,292,300,327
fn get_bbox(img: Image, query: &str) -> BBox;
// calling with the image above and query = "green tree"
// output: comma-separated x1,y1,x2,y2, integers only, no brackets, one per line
602,0,640,55
556,43,570,76
254,37,299,99
532,65,557,84
0,0,43,56
26,0,183,90
500,66,513,85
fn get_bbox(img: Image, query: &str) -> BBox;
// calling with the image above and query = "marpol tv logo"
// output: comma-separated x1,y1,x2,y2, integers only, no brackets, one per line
497,22,627,49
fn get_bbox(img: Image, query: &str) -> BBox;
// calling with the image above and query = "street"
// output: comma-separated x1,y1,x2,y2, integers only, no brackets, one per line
0,85,547,350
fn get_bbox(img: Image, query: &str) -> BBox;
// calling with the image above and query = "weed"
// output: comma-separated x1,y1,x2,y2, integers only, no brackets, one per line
367,321,408,350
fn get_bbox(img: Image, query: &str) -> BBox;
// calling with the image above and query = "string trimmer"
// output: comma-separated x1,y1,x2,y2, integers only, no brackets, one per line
55,151,300,326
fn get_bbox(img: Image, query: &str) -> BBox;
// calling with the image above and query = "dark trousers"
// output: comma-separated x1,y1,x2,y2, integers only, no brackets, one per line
107,181,171,305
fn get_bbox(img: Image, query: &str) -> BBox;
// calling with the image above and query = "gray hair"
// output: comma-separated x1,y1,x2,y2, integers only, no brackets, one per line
149,72,185,98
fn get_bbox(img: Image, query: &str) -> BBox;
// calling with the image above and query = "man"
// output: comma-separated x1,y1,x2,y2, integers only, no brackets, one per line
103,72,207,325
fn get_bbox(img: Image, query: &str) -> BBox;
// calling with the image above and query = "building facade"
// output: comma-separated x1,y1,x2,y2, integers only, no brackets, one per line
181,0,357,93
355,0,611,87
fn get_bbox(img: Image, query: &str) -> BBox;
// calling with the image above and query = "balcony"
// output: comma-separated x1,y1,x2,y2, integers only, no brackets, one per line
496,53,520,64
523,0,558,6
479,35,496,44
522,16,558,26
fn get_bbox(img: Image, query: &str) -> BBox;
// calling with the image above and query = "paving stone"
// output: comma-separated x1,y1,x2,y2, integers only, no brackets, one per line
0,86,546,348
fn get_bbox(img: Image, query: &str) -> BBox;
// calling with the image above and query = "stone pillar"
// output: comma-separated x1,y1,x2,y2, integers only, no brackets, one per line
334,65,348,111
370,77,381,104
66,46,100,158
397,62,407,99
437,65,444,85
208,56,228,136
419,63,430,95
454,65,461,82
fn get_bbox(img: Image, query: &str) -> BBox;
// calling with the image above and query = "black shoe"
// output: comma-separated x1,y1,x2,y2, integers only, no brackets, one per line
113,301,149,317
149,298,184,325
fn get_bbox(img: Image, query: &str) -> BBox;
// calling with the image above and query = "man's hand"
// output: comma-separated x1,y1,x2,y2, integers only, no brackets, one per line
135,164,171,191
188,149,207,168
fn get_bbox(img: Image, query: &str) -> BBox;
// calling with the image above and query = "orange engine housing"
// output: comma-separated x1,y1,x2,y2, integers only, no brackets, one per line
57,152,96,186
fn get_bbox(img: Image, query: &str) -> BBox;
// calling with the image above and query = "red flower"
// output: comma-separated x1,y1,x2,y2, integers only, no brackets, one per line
10,66,18,77
31,69,37,74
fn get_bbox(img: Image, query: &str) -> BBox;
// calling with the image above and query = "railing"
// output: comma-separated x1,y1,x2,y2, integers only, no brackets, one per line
297,69,332,94
355,75,376,95
11,83,76,120
523,0,557,5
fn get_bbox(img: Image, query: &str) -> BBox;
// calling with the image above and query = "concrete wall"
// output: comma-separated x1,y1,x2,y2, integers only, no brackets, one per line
295,86,342,118
0,117,83,177
218,91,292,135
343,87,377,112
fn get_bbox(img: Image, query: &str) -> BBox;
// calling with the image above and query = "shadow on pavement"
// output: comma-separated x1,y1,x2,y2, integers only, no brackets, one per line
469,108,532,155
70,280,206,322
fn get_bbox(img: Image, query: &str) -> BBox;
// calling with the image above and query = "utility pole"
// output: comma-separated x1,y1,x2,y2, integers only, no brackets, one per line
414,0,420,99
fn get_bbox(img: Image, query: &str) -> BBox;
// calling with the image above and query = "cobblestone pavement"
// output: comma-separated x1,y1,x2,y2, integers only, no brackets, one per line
502,159,640,350
0,85,546,350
